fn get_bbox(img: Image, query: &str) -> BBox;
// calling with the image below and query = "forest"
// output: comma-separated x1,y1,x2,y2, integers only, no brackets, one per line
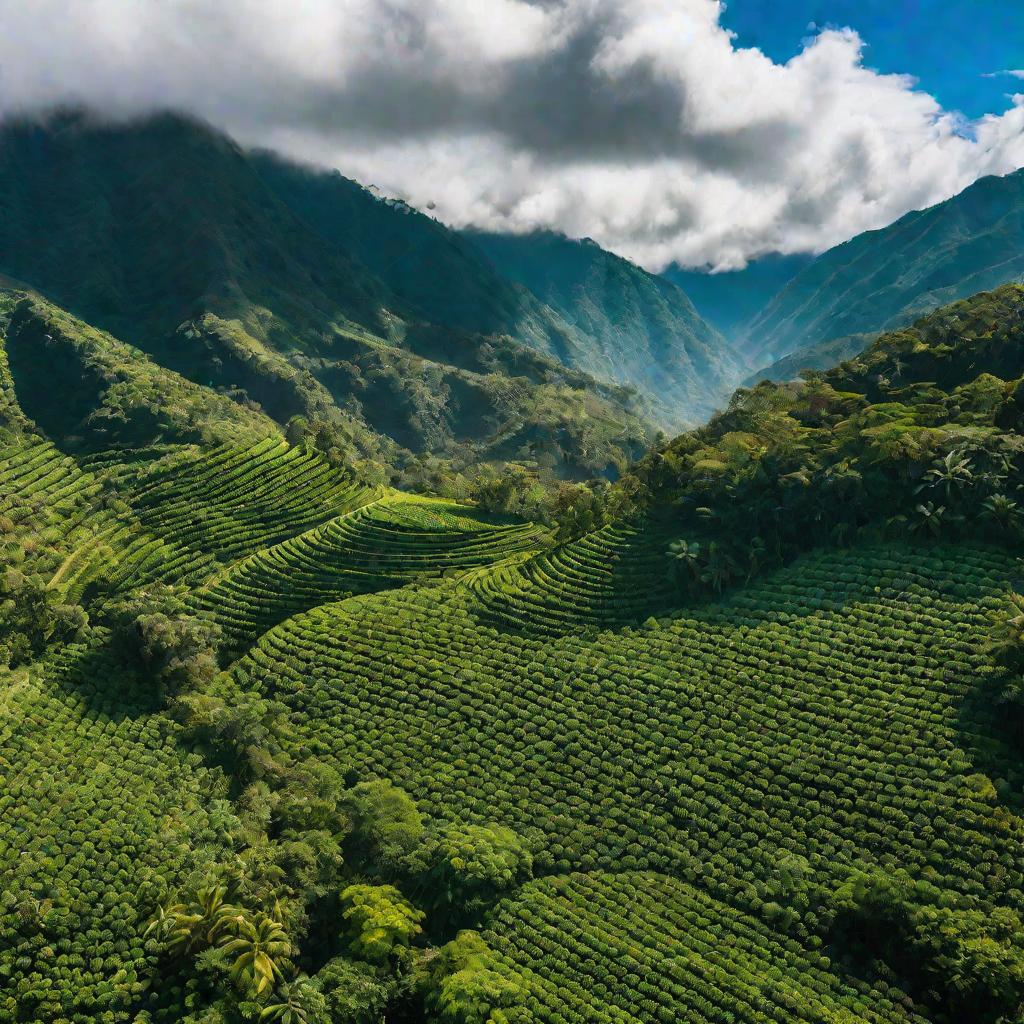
2,103,1024,1024
3,274,1024,1022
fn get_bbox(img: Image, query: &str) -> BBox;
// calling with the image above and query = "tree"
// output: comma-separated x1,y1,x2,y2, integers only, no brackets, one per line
981,494,1022,538
108,587,221,703
419,930,524,1024
147,884,241,959
221,913,291,996
908,501,960,539
667,540,701,587
918,447,975,501
544,483,604,542
313,957,394,1024
700,541,740,594
341,884,424,964
470,465,540,518
423,824,534,916
345,779,425,871
0,567,87,668
260,976,328,1024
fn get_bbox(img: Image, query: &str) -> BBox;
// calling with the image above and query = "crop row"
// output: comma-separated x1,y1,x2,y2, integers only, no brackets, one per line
0,436,116,585
125,437,372,561
48,438,377,598
484,872,926,1024
470,521,676,635
193,497,546,650
231,543,1024,929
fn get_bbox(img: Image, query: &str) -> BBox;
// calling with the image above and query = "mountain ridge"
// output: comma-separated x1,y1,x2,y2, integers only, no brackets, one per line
745,166,1024,368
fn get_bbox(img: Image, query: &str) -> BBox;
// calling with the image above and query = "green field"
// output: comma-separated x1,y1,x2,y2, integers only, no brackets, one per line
4,276,1024,1024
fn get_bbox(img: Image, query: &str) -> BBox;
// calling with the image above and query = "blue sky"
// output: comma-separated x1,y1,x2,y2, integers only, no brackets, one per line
722,0,1024,119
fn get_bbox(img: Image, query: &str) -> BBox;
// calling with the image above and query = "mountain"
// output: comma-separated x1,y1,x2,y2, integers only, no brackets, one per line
0,110,675,480
252,158,737,428
742,331,875,385
466,229,740,426
7,281,1024,1024
663,253,811,340
745,167,1024,367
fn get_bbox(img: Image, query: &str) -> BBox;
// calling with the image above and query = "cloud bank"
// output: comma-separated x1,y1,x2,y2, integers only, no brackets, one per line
1,0,1022,269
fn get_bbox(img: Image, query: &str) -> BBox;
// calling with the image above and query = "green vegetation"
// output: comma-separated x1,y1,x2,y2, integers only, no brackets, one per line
0,111,715,482
469,230,738,428
4,134,1024,1024
624,286,1024,601
743,332,875,386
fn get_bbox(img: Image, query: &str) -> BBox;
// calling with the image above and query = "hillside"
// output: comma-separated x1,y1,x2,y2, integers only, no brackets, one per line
745,168,1024,367
5,283,1024,1023
468,230,740,426
664,253,811,341
743,331,875,385
0,111,659,482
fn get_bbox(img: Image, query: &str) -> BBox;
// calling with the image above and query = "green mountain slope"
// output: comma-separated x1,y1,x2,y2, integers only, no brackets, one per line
0,111,654,480
663,252,811,340
246,153,582,366
248,156,738,428
743,331,875,385
746,168,1024,367
468,230,740,426
6,284,1024,1022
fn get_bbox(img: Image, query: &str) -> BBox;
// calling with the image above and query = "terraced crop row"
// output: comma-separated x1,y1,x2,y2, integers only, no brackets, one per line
469,520,677,635
485,872,926,1024
48,438,378,598
0,643,233,1024
125,437,374,561
193,497,547,650
0,436,114,584
231,544,1024,942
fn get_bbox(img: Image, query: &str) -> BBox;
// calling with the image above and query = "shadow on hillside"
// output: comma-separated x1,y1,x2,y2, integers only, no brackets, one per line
50,637,164,720
955,674,1024,815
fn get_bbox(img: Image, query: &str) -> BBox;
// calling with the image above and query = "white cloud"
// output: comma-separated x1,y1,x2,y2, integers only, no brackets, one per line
0,0,1021,270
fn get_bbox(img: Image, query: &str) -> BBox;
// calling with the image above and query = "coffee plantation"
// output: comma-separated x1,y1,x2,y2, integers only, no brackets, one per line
5,283,1024,1024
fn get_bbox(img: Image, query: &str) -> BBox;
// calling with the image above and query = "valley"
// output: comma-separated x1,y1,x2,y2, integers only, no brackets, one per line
1,108,1024,1024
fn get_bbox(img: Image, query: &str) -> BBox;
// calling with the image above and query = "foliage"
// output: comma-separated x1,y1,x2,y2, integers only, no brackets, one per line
313,957,395,1024
826,869,1024,1022
423,826,535,917
7,271,1024,1024
107,586,222,702
345,779,426,872
340,884,424,964
622,286,1024,602
0,566,87,667
419,930,523,1024
259,976,329,1024
221,913,292,995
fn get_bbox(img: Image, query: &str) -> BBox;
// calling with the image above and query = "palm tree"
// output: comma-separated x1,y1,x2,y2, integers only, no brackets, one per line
700,542,739,594
194,885,243,947
919,448,974,500
260,978,320,1024
745,537,768,581
144,902,185,944
148,885,242,959
221,914,291,996
909,502,960,539
987,591,1024,674
667,540,701,584
981,494,1022,536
